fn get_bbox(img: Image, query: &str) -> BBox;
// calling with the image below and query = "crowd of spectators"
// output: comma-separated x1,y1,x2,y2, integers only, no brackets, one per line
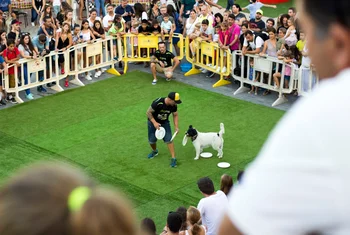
0,0,308,105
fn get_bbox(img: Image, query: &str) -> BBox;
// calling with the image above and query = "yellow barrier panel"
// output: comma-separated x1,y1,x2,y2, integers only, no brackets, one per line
184,36,231,88
122,33,184,74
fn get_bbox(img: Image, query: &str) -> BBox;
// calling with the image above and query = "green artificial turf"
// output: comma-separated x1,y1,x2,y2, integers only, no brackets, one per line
217,0,296,18
0,71,284,232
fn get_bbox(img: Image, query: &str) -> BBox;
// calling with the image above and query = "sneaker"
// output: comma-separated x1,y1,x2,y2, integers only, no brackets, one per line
86,75,92,81
216,67,221,73
166,78,171,82
10,97,17,104
31,22,35,27
101,68,107,72
65,80,69,87
207,72,215,78
47,83,52,87
222,67,227,73
134,55,138,58
148,149,159,159
113,56,119,60
94,71,102,78
170,158,177,168
201,69,208,73
26,93,34,100
0,99,6,105
40,86,47,92
152,79,157,85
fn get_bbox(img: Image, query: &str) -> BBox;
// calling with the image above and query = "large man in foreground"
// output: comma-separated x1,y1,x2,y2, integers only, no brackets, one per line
219,0,350,234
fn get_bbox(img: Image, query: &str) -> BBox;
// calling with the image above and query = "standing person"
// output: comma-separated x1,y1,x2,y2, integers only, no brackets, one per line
146,91,181,168
218,0,350,234
55,23,72,86
31,0,45,26
103,4,115,32
3,39,20,104
115,0,134,24
232,4,246,25
95,0,106,17
88,8,102,28
242,0,276,20
150,41,179,84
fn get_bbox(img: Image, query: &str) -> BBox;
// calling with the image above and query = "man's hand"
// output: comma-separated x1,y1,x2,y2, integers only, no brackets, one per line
175,127,179,133
153,122,161,130
158,61,165,68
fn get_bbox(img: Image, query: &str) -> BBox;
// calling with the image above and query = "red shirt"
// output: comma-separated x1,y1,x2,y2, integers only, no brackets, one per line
3,47,20,74
228,24,241,51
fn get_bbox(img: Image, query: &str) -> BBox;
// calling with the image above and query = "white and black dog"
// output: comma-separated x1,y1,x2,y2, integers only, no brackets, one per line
184,123,225,160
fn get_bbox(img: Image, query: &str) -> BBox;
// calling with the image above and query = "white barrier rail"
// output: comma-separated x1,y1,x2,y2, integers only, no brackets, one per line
2,36,122,103
231,51,299,107
297,66,319,97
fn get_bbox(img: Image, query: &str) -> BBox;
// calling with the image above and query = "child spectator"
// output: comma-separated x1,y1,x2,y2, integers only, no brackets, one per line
176,206,188,233
284,17,297,46
273,50,294,89
185,206,206,235
220,174,233,195
138,19,151,58
150,19,161,35
92,20,105,77
296,30,306,53
2,39,20,103
188,22,201,40
218,22,231,73
130,20,139,58
277,27,286,55
223,10,230,22
248,58,259,95
213,24,220,43
160,13,174,41
242,0,276,20
71,24,83,71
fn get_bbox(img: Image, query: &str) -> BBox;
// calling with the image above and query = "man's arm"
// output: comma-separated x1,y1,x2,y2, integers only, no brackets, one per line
263,4,277,8
218,215,243,235
146,106,160,129
171,57,180,71
172,111,179,132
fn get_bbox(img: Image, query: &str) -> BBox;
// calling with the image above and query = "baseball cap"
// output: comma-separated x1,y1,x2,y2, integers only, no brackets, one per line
11,19,22,25
168,92,182,104
167,212,182,233
256,9,263,15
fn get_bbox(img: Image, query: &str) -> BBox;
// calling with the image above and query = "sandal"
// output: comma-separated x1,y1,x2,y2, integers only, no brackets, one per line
263,90,270,96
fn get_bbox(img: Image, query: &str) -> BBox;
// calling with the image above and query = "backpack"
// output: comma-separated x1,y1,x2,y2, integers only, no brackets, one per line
253,31,269,42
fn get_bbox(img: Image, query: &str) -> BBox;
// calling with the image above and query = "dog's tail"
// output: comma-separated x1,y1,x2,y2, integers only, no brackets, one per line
219,123,225,137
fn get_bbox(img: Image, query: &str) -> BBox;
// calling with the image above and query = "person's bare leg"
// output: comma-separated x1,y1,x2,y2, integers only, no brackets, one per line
151,62,157,80
167,142,175,158
150,143,157,151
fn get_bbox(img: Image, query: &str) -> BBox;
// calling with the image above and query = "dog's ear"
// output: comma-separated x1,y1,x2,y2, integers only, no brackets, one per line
189,125,193,129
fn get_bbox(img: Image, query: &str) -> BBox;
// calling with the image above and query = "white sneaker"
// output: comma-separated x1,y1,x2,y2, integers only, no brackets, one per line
222,67,227,73
88,72,92,76
152,79,157,85
86,75,92,80
134,55,138,58
216,67,221,73
101,68,107,72
201,69,208,73
94,71,102,78
199,68,204,71
128,55,131,58
207,64,212,67
31,22,35,27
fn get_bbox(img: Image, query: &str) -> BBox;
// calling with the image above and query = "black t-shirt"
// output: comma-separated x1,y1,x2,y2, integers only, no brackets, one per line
153,50,175,68
150,25,161,34
138,26,151,34
149,97,177,124
249,19,265,31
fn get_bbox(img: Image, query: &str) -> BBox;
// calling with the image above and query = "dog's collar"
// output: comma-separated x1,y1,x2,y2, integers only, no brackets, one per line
191,134,198,142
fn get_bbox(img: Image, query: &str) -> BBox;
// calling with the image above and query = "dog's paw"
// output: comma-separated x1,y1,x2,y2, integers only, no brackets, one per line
218,155,223,159
194,157,199,160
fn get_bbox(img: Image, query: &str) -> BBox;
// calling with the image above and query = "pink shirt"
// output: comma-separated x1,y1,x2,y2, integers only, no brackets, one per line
219,30,231,46
229,23,240,51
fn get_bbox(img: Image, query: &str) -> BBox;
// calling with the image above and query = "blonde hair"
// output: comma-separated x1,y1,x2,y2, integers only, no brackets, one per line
187,206,201,225
195,23,201,29
0,162,137,235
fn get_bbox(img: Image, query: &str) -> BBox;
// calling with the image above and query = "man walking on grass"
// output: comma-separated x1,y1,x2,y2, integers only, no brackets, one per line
146,92,181,167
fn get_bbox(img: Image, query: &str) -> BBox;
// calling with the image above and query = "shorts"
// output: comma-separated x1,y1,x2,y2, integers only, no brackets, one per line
9,74,15,88
148,120,172,144
284,75,291,81
156,64,173,77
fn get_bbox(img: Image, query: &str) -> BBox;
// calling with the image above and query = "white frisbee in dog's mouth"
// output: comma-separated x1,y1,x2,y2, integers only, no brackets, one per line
217,162,231,168
182,135,188,146
155,127,166,140
200,152,213,158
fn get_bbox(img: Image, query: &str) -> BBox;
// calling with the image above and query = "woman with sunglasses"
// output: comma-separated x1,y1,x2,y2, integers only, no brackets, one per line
18,33,38,100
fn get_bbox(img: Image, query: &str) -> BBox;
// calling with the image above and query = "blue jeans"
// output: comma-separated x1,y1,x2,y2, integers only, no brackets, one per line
23,64,31,95
31,8,39,23
148,120,172,144
95,0,106,17
226,0,234,10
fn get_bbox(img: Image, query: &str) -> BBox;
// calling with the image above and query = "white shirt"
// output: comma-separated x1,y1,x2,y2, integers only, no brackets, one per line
103,14,115,28
198,190,228,235
227,68,350,235
243,36,264,50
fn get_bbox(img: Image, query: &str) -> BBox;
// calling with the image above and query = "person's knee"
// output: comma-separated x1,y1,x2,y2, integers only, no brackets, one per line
151,63,156,69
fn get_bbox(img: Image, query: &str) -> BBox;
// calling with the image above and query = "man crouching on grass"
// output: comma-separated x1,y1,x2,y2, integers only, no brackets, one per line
150,41,180,85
